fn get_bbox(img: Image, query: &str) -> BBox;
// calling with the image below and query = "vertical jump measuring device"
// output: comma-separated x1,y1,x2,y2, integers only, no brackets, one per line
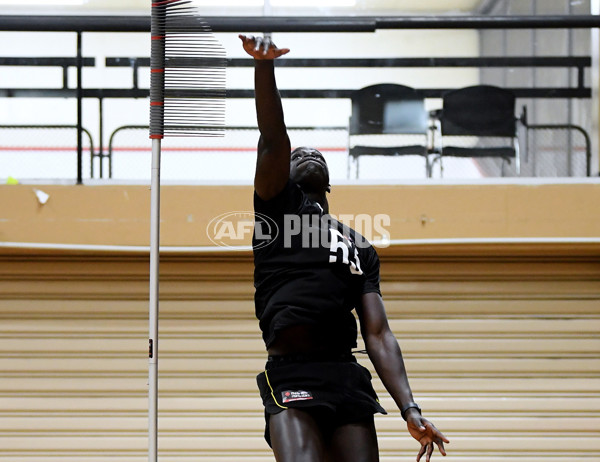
149,1,225,460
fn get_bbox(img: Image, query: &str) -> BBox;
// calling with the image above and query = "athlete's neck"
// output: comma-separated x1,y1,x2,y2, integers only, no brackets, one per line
306,192,329,214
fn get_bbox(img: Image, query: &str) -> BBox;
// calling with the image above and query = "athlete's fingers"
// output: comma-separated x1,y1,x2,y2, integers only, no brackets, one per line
431,425,450,444
435,439,447,456
264,37,275,51
416,444,427,462
426,442,434,462
239,34,254,45
254,36,263,52
260,37,269,55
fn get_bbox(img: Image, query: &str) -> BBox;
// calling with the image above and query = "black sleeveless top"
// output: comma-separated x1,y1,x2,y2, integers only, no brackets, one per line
253,180,381,350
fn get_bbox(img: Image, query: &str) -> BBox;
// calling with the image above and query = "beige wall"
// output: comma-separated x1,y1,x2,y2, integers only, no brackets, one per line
0,182,599,246
0,243,598,461
0,184,599,461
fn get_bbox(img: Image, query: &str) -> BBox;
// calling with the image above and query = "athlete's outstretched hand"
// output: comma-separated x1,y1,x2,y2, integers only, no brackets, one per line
407,414,449,462
239,34,290,60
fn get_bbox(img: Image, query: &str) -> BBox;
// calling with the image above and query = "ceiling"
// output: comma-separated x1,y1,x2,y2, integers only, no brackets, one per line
2,0,488,16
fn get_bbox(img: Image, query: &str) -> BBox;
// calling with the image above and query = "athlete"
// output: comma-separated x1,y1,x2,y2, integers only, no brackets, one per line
241,34,449,462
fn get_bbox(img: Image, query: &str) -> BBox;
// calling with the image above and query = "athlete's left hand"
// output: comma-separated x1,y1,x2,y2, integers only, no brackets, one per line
406,413,449,461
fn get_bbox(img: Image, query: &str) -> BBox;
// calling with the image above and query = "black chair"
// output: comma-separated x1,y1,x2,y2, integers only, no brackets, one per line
520,106,592,177
430,85,521,177
348,84,430,178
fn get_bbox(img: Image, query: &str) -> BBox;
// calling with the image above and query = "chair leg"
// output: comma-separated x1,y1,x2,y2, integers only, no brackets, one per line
346,153,352,179
514,138,521,176
428,154,442,178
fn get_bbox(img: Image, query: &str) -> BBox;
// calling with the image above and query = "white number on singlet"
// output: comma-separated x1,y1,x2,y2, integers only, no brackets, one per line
328,228,363,275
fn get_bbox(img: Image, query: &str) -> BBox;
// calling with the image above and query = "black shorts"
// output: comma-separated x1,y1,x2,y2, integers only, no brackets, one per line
256,354,387,447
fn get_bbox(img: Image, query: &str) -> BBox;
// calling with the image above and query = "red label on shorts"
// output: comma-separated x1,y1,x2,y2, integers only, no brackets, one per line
282,390,313,403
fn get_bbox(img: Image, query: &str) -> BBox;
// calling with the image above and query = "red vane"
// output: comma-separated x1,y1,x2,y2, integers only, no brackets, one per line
152,0,179,6
151,69,165,73
150,101,164,106
151,35,166,40
149,134,165,139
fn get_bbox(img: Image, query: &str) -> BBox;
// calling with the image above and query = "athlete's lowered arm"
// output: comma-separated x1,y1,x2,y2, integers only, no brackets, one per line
240,35,291,200
357,292,449,462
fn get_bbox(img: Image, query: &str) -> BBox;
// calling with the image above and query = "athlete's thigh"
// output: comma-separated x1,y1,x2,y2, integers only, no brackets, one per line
269,408,327,462
329,416,379,462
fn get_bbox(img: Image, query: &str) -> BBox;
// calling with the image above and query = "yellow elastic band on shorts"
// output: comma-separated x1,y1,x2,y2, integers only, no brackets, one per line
264,370,288,410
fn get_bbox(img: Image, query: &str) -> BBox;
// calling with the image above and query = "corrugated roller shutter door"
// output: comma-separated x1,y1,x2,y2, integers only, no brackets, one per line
0,249,599,461
0,303,270,461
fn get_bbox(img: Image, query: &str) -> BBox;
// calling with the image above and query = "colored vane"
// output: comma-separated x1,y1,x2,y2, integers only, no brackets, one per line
150,0,226,138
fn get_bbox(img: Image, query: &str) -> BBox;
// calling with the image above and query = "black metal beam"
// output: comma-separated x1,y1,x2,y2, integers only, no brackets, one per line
1,15,600,32
106,56,591,68
0,57,95,66
0,87,590,99
372,15,600,30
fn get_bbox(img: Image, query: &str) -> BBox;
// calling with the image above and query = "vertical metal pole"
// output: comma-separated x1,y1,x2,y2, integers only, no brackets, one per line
501,18,507,88
149,138,161,462
98,97,104,178
76,31,83,185
263,0,272,39
567,1,574,177
109,129,114,179
591,0,600,175
531,0,538,176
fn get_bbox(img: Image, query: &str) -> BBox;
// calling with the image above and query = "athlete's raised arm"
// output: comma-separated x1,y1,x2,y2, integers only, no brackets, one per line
240,35,291,200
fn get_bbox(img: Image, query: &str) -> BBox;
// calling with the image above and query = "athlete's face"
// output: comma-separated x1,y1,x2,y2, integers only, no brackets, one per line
289,147,330,194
